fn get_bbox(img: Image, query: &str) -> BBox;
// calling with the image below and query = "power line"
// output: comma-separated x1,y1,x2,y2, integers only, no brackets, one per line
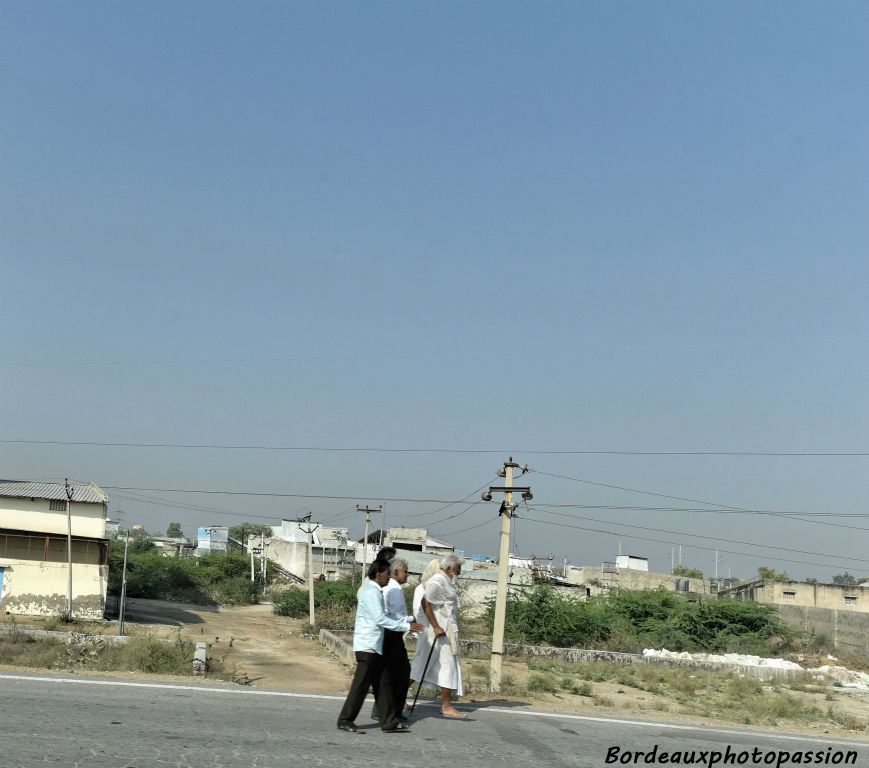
526,506,869,566
398,478,498,519
527,468,869,532
436,519,495,537
7,438,869,457
519,516,866,573
102,485,489,504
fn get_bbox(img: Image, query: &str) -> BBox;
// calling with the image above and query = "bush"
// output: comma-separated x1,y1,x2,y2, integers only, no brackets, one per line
107,542,270,606
273,577,358,620
486,587,794,655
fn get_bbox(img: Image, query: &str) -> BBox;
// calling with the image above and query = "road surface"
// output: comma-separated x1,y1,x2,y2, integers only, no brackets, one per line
1,672,866,768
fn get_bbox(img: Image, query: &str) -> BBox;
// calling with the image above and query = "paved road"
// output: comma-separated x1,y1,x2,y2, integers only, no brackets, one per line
1,672,867,768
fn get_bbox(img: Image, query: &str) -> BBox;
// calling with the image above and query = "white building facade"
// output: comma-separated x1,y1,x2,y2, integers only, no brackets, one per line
0,481,110,618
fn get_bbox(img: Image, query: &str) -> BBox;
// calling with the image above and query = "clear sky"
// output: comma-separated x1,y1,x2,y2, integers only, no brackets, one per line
3,2,869,582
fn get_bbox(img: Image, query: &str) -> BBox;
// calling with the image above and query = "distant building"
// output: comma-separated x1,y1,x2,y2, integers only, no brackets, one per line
719,579,868,613
196,526,228,555
565,560,710,596
615,555,649,572
0,480,110,618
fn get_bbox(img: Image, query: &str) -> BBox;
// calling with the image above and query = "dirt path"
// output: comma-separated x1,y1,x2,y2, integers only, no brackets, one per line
122,599,351,693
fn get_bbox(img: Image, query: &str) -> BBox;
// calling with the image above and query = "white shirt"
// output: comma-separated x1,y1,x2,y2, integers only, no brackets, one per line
352,580,411,654
382,577,412,623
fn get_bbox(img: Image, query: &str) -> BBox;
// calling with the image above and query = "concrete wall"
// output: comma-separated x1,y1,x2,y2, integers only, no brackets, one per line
0,497,106,539
455,572,535,618
567,563,710,595
264,539,353,580
775,604,869,659
0,538,108,618
721,580,869,614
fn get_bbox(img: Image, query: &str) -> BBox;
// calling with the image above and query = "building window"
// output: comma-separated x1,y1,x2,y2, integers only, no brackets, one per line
783,591,797,600
49,499,66,511
844,596,857,605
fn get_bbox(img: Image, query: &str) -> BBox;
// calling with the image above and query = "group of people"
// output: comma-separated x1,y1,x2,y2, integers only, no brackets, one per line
336,549,466,734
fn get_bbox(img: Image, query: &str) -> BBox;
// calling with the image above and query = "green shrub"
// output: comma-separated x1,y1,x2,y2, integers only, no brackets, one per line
273,577,358,620
486,587,794,655
527,672,559,693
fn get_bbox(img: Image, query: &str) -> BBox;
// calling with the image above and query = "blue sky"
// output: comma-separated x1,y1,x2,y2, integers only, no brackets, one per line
3,2,869,581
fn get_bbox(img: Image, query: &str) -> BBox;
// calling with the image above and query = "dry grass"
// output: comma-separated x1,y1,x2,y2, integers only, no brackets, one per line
514,658,867,733
0,628,243,683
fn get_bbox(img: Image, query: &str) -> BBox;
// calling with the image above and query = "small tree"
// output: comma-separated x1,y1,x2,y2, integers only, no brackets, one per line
757,566,790,582
831,572,858,586
228,523,274,543
166,522,184,538
129,529,155,553
672,565,704,579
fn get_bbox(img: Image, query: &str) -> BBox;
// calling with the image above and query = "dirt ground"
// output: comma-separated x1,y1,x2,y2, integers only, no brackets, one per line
3,601,868,740
121,599,353,693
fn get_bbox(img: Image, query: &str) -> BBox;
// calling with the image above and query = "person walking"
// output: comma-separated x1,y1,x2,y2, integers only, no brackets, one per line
337,560,423,734
410,554,466,718
377,558,414,721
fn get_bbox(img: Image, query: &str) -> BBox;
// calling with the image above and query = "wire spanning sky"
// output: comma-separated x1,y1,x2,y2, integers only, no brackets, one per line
2,2,869,582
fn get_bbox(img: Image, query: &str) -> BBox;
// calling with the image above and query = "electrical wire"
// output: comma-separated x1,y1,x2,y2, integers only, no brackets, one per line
525,506,869,566
435,519,494,537
8,438,869,457
527,468,869,532
518,515,866,572
398,478,499,519
101,485,489,504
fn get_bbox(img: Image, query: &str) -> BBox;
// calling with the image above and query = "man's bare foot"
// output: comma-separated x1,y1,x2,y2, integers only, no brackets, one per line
440,706,467,718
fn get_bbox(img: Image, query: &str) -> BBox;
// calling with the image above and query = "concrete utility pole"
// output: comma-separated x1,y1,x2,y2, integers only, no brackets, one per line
260,533,267,592
299,521,320,627
250,534,256,582
118,529,130,636
357,505,382,578
481,458,532,693
64,479,74,620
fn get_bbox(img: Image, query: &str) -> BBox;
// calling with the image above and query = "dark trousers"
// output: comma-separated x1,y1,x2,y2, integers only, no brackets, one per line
337,651,399,731
384,630,411,712
371,630,411,720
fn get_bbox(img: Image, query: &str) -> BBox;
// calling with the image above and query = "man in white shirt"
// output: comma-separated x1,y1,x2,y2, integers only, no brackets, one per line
379,557,414,721
337,559,422,734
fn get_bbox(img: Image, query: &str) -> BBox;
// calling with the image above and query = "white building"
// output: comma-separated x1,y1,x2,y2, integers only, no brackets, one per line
0,480,109,618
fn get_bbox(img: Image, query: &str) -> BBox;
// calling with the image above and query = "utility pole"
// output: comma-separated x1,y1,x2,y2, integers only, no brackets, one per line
481,458,532,693
299,520,320,627
260,532,267,592
65,479,74,620
118,529,130,636
357,505,382,578
250,534,256,582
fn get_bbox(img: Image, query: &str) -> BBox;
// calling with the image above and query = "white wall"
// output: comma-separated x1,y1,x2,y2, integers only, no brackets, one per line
0,497,106,539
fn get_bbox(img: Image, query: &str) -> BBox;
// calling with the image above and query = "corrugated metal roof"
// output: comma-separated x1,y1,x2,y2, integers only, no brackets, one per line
0,481,108,504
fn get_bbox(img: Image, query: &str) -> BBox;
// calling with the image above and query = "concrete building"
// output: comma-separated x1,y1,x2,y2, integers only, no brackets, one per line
565,561,710,596
360,526,455,556
262,521,354,581
196,526,228,555
718,579,868,613
0,480,109,618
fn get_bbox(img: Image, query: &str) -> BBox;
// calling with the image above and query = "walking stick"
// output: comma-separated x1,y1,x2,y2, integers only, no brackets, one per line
409,631,439,716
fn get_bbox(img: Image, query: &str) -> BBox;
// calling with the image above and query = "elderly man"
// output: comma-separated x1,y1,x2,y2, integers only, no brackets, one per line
337,559,423,734
372,557,414,722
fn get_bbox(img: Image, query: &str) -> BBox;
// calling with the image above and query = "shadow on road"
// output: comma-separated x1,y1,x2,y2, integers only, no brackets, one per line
115,598,217,627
